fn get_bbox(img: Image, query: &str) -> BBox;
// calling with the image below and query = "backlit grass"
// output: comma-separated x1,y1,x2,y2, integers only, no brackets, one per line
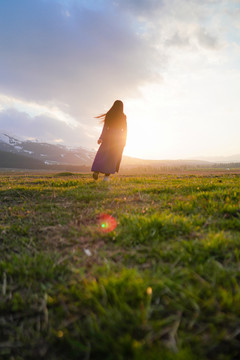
1,172,240,359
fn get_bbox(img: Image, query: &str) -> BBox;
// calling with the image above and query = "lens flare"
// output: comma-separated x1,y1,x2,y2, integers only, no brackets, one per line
98,213,117,233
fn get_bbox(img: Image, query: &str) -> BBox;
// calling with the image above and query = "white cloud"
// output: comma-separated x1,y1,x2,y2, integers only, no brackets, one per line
0,94,79,127
0,0,159,123
0,108,97,148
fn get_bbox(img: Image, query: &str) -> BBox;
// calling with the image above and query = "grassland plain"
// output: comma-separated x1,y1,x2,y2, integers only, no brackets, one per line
1,171,240,360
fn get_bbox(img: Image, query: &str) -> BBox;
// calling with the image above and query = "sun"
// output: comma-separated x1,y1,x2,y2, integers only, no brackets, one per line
123,104,173,160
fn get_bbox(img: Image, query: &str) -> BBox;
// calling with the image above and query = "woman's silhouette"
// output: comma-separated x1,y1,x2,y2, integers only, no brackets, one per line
91,100,127,181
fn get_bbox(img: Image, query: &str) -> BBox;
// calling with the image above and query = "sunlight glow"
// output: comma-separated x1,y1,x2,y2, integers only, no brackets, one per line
124,63,240,160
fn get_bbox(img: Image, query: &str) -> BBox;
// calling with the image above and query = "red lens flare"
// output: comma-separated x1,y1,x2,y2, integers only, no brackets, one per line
98,213,117,233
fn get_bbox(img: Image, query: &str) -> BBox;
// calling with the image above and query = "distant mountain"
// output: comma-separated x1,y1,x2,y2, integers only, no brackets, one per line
189,154,240,163
0,133,95,167
121,157,211,167
0,132,239,171
0,150,46,169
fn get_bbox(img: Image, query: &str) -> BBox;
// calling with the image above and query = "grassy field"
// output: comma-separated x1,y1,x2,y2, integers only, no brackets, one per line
1,171,240,359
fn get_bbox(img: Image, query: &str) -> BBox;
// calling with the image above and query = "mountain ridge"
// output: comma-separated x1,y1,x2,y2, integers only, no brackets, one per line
0,133,95,166
0,132,240,170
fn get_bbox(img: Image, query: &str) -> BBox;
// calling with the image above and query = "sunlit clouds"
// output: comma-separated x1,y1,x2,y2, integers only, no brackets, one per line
0,94,78,127
0,0,240,159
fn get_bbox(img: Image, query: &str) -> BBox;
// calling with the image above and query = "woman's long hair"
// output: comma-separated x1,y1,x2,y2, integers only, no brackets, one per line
96,100,125,127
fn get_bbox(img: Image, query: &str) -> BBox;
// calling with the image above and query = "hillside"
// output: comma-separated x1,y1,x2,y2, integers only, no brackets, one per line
1,132,239,171
0,150,46,169
0,133,95,166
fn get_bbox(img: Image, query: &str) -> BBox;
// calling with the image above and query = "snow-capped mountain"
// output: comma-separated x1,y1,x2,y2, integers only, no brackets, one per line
0,133,95,166
1,132,239,171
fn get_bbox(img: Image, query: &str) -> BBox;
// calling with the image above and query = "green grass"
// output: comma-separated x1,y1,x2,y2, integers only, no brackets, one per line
1,172,240,359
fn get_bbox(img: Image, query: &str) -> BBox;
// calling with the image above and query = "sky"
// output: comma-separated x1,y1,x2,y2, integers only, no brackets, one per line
0,0,240,160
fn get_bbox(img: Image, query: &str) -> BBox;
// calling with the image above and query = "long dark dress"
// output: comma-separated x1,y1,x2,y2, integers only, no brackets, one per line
91,115,127,174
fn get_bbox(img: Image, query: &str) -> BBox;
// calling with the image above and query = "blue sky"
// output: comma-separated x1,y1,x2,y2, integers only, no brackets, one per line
0,0,240,159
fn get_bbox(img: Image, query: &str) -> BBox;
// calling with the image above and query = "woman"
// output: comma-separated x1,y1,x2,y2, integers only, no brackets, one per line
91,100,127,181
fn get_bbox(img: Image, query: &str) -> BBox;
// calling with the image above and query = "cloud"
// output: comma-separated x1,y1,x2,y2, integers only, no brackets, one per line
0,0,227,119
0,0,159,124
114,0,165,18
115,0,222,55
165,28,219,50
196,28,220,49
0,0,239,158
165,32,191,48
0,108,97,148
